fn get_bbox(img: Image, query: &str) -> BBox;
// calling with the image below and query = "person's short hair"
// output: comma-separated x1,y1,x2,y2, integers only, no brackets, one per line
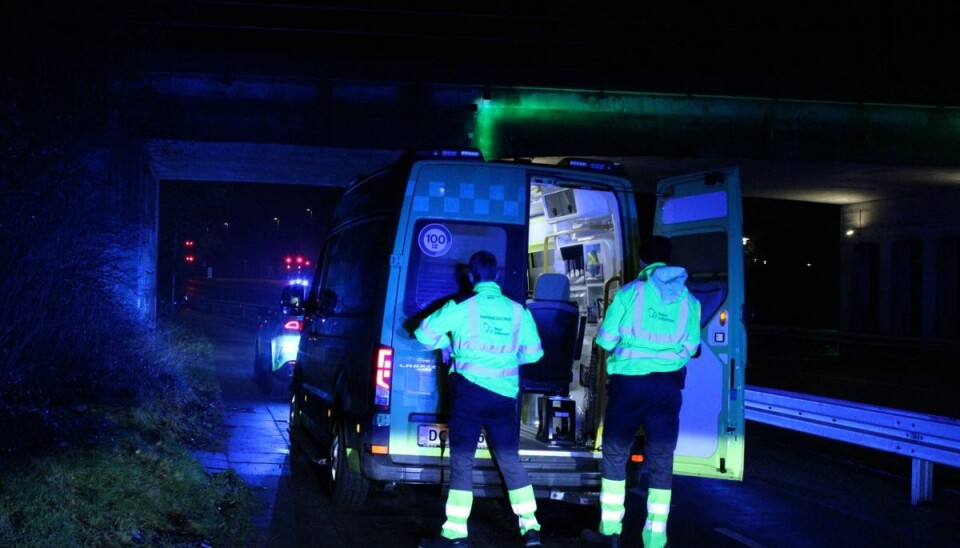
468,250,498,282
639,235,672,265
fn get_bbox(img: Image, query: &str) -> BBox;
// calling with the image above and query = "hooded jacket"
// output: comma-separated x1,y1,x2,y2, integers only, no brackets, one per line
596,263,701,376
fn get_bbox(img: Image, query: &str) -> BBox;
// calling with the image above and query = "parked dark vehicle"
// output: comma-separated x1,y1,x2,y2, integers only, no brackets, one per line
254,280,308,397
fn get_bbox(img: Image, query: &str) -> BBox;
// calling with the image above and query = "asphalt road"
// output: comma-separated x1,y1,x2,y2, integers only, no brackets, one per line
177,310,960,548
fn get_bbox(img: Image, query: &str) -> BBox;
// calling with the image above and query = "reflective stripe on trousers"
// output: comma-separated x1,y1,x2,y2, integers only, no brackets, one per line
598,477,626,536
508,485,541,534
642,488,671,548
441,488,473,540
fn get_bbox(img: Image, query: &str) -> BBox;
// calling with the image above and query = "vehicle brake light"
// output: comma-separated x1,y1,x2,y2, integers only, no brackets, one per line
374,345,393,410
284,320,302,331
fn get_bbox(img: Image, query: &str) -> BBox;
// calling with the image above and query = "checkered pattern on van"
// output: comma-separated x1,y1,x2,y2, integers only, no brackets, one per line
412,180,524,222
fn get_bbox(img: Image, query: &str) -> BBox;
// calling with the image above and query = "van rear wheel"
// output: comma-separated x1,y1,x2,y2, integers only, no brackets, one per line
288,376,303,435
328,417,369,507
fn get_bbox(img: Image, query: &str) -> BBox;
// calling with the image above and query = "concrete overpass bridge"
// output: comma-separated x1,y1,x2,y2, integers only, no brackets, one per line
50,2,960,340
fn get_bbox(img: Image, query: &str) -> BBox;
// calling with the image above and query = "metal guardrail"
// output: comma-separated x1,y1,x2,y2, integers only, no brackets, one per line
745,385,960,505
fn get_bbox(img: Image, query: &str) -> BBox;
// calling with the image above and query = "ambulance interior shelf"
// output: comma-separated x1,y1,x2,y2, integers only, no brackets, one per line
539,227,614,319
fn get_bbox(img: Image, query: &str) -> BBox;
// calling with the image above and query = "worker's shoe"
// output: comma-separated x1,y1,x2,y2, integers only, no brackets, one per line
580,528,620,547
523,529,542,547
418,535,469,548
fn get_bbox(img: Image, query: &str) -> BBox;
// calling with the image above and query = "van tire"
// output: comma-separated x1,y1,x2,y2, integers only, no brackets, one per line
328,416,369,507
288,375,303,434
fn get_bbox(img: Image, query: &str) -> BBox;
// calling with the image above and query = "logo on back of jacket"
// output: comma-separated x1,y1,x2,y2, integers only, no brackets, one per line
480,314,514,337
647,308,676,324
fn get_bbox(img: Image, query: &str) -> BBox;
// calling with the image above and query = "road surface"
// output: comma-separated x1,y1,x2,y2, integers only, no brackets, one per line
179,310,960,547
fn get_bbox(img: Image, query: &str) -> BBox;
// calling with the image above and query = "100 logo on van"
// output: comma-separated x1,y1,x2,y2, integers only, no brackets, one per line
418,224,453,257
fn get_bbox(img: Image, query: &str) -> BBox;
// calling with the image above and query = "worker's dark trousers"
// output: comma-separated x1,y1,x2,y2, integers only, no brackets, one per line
601,370,684,489
447,373,532,492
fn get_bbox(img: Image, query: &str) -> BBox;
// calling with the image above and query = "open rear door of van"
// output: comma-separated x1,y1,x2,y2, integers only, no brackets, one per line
654,167,746,481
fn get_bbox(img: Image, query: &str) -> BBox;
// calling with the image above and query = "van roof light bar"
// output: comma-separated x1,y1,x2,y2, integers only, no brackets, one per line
557,157,625,174
405,148,485,161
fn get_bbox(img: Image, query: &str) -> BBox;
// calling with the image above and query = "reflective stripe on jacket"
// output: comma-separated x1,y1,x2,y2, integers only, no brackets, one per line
596,263,701,376
415,281,544,398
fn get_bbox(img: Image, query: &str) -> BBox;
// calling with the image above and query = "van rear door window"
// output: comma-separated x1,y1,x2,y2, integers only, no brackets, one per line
404,219,525,316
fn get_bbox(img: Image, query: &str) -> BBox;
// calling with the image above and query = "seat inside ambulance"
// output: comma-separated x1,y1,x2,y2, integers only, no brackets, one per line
523,273,580,396
522,272,583,446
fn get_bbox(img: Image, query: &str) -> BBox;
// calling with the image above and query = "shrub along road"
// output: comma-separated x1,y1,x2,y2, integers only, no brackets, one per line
178,310,960,547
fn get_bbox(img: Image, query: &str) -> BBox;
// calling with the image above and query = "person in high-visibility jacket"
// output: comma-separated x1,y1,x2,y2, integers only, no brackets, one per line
581,236,701,548
415,250,545,548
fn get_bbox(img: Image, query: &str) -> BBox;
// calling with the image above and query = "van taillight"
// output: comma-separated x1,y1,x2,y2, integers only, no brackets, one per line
374,345,393,410
284,320,302,331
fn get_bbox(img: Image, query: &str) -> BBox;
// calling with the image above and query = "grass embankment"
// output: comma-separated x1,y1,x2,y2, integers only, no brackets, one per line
0,321,260,547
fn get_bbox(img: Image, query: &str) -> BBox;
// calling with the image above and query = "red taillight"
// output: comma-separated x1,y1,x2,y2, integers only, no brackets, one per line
283,320,302,331
374,345,393,409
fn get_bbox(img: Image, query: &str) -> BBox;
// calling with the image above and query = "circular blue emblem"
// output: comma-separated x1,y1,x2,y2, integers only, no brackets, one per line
418,223,453,257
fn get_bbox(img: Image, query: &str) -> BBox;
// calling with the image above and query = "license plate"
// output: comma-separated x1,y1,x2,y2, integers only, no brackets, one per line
417,424,488,449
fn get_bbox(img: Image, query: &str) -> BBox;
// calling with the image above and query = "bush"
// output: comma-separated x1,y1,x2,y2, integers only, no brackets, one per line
0,444,259,547
0,320,258,546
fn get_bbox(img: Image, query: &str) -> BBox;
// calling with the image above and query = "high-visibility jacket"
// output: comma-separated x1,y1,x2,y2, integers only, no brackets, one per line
415,281,544,398
596,263,701,375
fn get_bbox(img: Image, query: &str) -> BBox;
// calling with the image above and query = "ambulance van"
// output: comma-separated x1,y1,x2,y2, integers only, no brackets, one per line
290,149,746,506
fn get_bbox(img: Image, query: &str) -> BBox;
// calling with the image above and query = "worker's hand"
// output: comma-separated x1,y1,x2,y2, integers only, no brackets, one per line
440,347,452,364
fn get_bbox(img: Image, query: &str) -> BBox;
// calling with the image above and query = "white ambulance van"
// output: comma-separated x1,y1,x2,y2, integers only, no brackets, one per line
289,149,746,506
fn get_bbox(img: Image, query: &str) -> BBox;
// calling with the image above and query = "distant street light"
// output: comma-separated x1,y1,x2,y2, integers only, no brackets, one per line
305,208,313,220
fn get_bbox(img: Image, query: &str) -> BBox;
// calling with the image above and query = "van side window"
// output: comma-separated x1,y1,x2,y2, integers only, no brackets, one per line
322,220,388,314
305,241,328,314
